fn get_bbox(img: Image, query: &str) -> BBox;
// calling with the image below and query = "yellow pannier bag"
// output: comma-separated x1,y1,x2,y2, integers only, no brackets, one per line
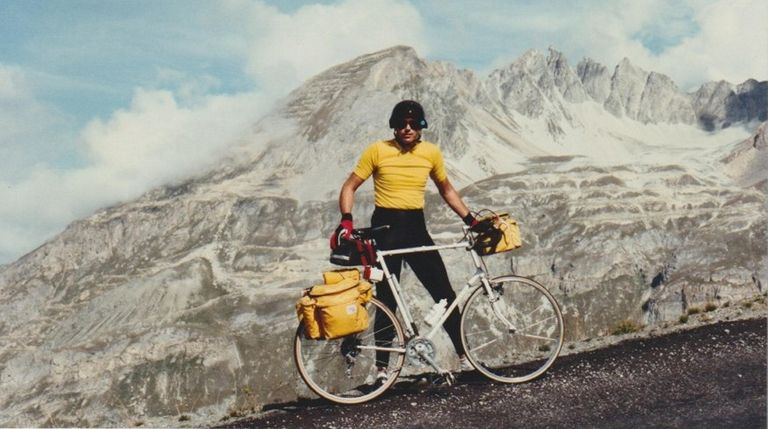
296,295,321,339
311,277,373,340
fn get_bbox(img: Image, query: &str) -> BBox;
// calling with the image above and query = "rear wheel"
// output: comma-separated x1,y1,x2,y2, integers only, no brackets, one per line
460,275,564,383
294,298,406,404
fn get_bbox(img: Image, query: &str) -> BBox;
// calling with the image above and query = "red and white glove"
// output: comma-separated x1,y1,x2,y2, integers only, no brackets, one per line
330,213,353,250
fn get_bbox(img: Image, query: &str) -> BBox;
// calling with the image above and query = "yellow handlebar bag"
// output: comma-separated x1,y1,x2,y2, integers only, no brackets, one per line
296,270,373,340
473,212,522,256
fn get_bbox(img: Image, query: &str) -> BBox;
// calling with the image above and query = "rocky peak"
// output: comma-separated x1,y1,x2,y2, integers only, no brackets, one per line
691,80,734,130
577,57,612,103
691,79,767,130
546,47,588,103
729,79,768,124
691,80,734,109
603,58,695,124
737,78,761,92
638,72,695,124
487,48,580,117
604,58,649,118
486,50,548,117
279,46,427,140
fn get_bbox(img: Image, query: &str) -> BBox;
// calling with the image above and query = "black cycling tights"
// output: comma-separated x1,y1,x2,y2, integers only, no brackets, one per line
371,207,464,367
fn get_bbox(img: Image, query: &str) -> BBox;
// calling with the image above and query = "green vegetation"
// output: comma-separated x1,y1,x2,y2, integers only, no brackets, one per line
679,314,689,324
704,302,718,312
611,319,643,335
687,306,702,315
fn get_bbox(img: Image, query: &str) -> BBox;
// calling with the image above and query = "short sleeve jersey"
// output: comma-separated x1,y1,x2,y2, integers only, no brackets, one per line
353,139,448,210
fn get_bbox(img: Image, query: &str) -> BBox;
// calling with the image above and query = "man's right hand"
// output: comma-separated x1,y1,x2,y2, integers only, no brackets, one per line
330,213,353,249
462,212,480,229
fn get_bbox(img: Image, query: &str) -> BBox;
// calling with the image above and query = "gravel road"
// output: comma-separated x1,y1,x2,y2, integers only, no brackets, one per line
219,316,766,429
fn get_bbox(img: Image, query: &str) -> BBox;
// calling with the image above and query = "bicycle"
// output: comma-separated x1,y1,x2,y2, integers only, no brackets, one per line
294,223,564,404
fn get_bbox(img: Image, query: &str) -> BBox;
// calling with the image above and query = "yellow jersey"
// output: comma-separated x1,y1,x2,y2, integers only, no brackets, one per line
352,139,448,209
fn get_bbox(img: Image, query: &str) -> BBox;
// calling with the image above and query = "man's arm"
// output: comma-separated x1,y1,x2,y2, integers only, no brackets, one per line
330,173,366,247
435,178,471,219
340,173,365,215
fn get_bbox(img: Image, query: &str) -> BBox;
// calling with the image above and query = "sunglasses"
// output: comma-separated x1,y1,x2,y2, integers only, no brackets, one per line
393,118,425,130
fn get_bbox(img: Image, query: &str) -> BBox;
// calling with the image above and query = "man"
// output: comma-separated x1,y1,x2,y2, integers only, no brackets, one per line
331,100,477,378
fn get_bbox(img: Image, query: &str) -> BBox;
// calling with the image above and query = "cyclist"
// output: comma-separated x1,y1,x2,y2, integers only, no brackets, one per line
331,99,478,380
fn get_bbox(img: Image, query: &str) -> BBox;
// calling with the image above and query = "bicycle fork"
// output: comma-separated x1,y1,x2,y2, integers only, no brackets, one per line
483,278,518,334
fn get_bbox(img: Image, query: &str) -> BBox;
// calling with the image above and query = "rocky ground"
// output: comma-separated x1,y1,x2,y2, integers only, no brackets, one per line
216,295,767,429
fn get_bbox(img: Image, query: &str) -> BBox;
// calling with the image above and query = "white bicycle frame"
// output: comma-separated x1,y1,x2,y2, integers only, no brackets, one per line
370,226,517,349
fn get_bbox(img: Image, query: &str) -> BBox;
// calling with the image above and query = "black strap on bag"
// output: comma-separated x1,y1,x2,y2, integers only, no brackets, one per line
472,219,502,256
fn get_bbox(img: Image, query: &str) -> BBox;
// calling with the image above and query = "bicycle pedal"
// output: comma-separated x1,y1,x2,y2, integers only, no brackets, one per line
425,372,455,387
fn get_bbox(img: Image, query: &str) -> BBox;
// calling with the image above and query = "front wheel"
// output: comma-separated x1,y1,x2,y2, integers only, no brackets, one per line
460,275,564,383
294,298,406,404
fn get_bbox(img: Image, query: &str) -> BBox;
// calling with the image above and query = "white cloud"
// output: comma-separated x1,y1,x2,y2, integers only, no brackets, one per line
573,0,768,90
451,0,766,90
242,0,427,92
0,87,269,264
81,89,262,180
657,0,768,88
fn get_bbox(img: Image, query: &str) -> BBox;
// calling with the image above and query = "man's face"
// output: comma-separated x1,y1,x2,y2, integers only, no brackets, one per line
394,118,422,148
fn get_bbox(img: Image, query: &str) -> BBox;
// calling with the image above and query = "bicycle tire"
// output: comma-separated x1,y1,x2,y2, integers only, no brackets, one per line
460,275,564,383
294,297,406,404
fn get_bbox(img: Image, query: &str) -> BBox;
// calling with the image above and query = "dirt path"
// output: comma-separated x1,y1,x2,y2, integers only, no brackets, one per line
219,317,766,429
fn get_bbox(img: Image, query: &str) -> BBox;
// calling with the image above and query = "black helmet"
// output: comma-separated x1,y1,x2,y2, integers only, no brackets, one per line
389,100,428,129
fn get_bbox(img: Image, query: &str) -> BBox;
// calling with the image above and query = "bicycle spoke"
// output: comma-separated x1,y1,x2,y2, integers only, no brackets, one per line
467,337,500,353
521,315,557,330
522,302,553,319
357,345,406,353
464,327,498,337
355,320,397,341
515,332,558,342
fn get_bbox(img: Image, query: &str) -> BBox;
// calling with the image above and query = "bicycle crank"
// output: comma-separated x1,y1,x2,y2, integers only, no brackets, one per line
405,337,436,367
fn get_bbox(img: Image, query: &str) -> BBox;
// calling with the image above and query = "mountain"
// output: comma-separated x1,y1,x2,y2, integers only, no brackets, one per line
0,46,765,427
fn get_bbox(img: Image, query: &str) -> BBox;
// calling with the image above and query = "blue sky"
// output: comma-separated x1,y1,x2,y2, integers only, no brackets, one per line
1,0,766,264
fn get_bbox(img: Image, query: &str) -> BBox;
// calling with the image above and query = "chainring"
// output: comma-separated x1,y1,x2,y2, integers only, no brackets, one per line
405,337,436,367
